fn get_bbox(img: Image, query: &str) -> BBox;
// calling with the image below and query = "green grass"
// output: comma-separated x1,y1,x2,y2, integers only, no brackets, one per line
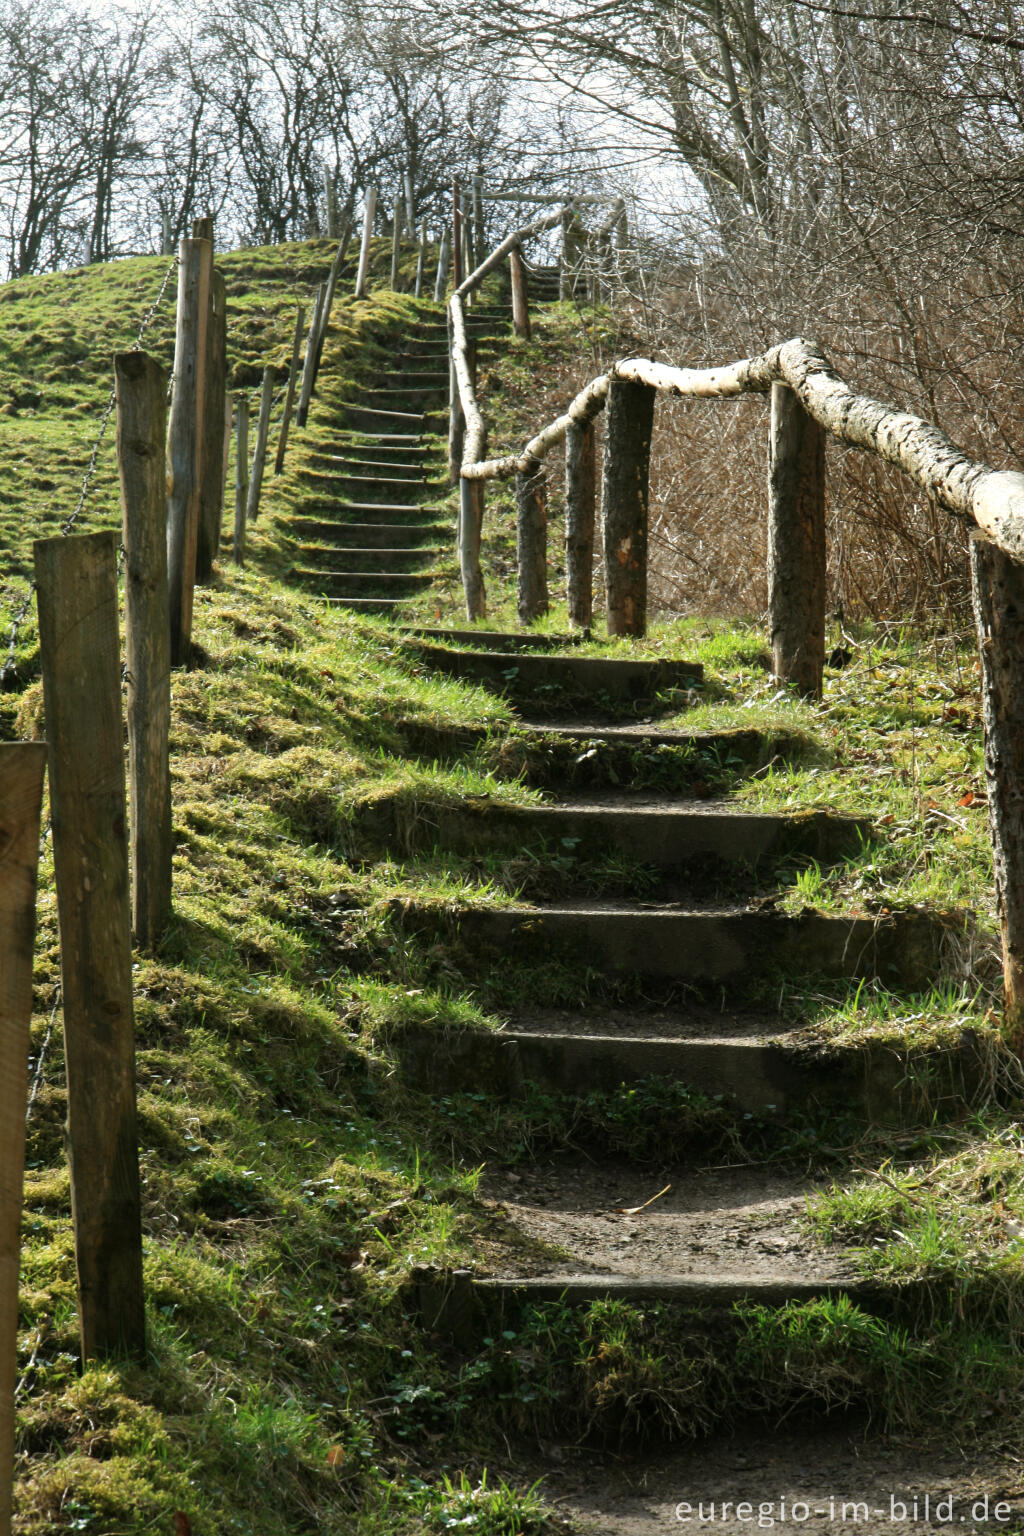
5,242,1024,1532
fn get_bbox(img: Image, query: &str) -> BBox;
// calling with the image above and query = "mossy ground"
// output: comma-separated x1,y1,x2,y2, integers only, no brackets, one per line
4,243,1024,1532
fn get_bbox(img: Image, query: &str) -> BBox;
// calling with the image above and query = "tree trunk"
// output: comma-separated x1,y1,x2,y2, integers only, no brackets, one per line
970,532,1024,1045
565,419,596,628
767,380,826,697
602,378,654,636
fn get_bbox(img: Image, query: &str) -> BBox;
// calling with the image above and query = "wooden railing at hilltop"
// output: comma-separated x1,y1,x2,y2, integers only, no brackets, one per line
448,205,1024,1037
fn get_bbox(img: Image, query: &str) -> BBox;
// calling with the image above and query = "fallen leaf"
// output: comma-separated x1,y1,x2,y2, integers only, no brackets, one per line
173,1516,192,1536
327,1444,347,1467
958,792,978,807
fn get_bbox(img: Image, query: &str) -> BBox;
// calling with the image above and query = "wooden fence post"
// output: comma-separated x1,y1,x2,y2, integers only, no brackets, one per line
472,174,485,268
453,182,463,290
404,169,416,232
191,213,214,243
297,285,326,430
324,167,338,238
459,477,487,621
0,743,47,1536
33,531,145,1364
196,269,227,585
222,391,233,519
602,377,654,636
565,418,596,628
355,185,376,299
462,212,475,299
559,209,571,301
517,460,548,623
970,532,1024,1044
274,302,306,475
246,366,274,524
313,225,351,380
390,195,403,290
449,329,473,485
415,222,428,299
434,229,450,302
166,235,213,666
115,352,172,952
233,395,249,565
767,380,826,698
510,246,531,339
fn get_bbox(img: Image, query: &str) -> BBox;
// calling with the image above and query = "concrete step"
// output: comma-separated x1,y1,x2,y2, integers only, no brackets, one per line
404,626,585,649
294,568,435,597
285,519,449,547
293,544,439,574
396,899,962,993
406,642,703,702
394,1004,984,1121
354,796,868,868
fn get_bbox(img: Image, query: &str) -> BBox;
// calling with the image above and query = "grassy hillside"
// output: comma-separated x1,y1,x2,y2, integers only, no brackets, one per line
3,242,1024,1534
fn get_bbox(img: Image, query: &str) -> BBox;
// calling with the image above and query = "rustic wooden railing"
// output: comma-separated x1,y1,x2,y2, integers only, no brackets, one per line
448,230,1024,1034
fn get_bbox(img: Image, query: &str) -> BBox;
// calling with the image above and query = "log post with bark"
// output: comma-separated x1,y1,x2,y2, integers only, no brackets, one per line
565,419,597,629
767,381,827,697
601,378,655,636
516,459,548,622
166,234,212,666
510,246,531,339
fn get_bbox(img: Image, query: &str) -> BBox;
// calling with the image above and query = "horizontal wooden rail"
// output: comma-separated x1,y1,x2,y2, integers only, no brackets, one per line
456,338,1024,557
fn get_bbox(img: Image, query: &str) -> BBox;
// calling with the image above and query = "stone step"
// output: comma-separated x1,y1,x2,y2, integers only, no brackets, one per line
407,642,703,702
294,568,435,597
284,519,449,547
397,899,962,993
293,544,440,574
404,626,585,649
355,796,868,868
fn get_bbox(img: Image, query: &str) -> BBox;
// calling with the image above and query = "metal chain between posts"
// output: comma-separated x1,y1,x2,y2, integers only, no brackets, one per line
0,253,179,685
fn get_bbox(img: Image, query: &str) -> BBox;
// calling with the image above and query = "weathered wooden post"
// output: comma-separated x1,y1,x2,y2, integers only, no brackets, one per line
767,381,826,697
312,231,350,381
452,182,463,290
472,174,485,268
462,212,475,299
970,533,1024,1043
195,269,227,584
449,328,473,485
355,185,377,299
517,459,548,623
602,378,655,636
415,222,428,299
296,284,326,429
160,209,173,256
166,234,213,666
324,166,339,239
191,213,214,243
233,395,249,565
114,352,172,952
33,531,146,1364
509,246,531,339
390,194,403,290
559,208,571,301
404,169,416,232
434,229,451,302
565,418,597,628
274,301,306,475
222,391,233,513
459,474,487,621
246,366,274,524
0,743,47,1536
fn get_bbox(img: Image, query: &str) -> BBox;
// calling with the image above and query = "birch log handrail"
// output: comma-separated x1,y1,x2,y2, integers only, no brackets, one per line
455,338,1024,557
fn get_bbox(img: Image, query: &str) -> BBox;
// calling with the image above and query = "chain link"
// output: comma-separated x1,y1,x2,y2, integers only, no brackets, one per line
1,254,179,685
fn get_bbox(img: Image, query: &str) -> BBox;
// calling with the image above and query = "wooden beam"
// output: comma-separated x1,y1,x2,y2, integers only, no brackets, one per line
0,743,47,1536
601,378,654,637
33,531,145,1364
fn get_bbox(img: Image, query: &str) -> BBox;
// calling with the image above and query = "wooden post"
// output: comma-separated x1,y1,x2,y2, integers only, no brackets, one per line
565,419,596,628
0,743,47,1536
415,222,428,299
195,269,227,585
601,377,655,637
355,185,376,298
767,381,826,698
510,246,531,339
970,533,1024,1043
472,174,485,268
517,460,548,623
452,181,463,290
246,366,274,524
274,302,306,475
233,395,249,565
459,477,487,620
449,329,473,485
559,209,571,301
191,214,214,243
404,168,416,232
166,235,212,666
296,284,326,429
32,531,145,1364
324,166,338,239
434,229,450,302
115,352,172,952
390,194,403,290
160,210,173,256
222,391,233,530
462,211,474,299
